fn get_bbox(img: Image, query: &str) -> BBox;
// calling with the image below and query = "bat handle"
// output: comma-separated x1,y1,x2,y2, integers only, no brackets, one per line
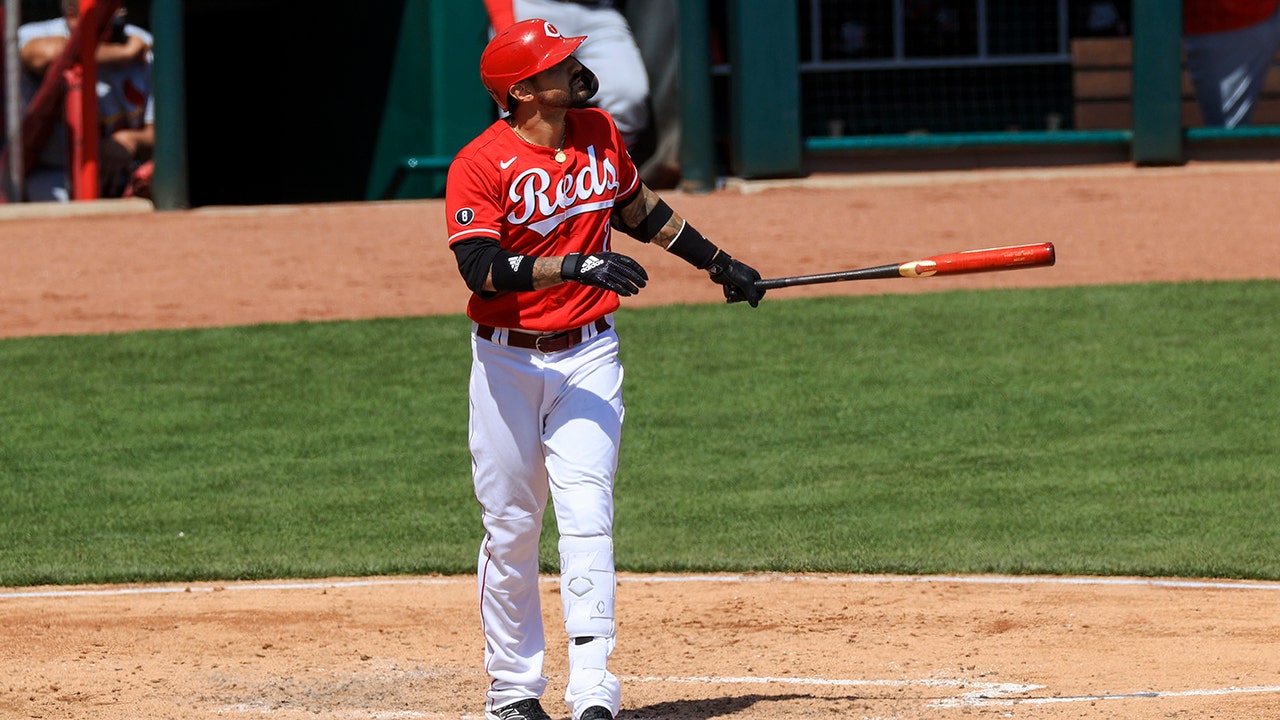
755,277,792,291
755,264,903,290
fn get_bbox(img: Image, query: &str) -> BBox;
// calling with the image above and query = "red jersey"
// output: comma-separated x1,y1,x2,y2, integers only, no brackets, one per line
1185,0,1280,34
446,108,641,332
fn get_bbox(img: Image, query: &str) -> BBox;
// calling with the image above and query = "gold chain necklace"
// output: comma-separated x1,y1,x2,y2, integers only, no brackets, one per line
511,123,567,163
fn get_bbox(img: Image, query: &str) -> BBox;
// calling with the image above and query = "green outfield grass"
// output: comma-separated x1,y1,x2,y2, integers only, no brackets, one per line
2,281,1278,586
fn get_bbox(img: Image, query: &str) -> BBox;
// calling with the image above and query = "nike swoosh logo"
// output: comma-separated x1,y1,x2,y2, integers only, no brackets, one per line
499,157,517,169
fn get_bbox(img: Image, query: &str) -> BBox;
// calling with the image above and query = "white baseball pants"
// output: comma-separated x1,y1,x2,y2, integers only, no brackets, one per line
470,322,623,718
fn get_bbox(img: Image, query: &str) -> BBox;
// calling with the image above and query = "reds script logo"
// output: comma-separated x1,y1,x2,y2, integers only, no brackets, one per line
506,145,619,236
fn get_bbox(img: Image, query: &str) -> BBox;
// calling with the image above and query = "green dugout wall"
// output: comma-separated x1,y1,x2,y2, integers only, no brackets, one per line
364,0,492,202
146,0,492,208
144,0,1275,208
676,0,1280,189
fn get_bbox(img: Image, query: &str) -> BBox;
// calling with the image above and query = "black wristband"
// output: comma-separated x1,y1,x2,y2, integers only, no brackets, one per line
665,221,720,269
560,252,581,279
490,251,537,292
704,249,732,276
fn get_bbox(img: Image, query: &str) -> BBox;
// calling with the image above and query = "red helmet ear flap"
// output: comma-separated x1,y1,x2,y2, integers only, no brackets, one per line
480,19,587,110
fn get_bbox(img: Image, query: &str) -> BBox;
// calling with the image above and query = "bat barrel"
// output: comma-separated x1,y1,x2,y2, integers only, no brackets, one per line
928,242,1055,275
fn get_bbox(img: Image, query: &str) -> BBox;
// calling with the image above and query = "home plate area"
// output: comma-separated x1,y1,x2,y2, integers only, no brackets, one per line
6,573,1279,719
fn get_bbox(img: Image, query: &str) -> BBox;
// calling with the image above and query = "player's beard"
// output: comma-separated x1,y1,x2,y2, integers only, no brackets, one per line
530,65,599,109
570,66,599,108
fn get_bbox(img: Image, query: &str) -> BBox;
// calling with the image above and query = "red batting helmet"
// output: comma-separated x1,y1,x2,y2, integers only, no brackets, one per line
480,19,587,110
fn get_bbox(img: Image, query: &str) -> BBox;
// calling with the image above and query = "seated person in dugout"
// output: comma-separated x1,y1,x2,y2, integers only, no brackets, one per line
18,0,155,201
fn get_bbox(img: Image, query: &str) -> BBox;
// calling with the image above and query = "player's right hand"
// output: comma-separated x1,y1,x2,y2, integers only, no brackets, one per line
561,252,649,297
706,251,765,307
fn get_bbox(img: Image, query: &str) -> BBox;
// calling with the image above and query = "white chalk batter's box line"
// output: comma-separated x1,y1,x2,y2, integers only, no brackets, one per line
5,573,1280,599
621,675,1280,709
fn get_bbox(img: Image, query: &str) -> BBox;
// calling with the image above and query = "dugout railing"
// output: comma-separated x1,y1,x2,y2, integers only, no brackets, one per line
679,0,1280,192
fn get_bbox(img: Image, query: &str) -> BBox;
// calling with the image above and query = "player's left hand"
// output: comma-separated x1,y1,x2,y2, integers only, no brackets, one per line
706,251,765,307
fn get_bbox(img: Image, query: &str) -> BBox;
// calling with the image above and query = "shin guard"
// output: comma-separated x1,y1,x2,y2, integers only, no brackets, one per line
559,535,616,639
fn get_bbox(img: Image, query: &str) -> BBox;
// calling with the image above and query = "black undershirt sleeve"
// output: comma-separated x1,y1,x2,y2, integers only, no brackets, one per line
452,237,501,296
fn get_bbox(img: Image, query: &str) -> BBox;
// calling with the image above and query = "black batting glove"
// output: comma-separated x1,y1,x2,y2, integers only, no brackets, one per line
561,252,649,297
706,251,765,307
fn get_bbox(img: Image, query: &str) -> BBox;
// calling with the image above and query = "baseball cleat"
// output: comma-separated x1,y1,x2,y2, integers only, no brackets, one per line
580,706,614,720
488,698,552,720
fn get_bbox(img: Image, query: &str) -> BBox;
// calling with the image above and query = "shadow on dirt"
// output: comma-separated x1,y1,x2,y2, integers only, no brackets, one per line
625,692,877,720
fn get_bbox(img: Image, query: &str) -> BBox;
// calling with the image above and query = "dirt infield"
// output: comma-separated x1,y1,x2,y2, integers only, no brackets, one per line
3,161,1280,719
5,161,1280,339
4,574,1280,720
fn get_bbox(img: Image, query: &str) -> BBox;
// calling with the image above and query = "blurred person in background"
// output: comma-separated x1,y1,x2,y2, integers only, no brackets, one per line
18,0,155,201
1184,0,1280,127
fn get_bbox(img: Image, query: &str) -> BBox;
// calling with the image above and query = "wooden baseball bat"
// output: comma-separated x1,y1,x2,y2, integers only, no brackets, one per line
755,242,1056,290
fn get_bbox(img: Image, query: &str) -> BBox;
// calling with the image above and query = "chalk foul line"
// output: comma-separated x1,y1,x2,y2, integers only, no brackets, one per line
624,675,1280,708
937,684,1280,708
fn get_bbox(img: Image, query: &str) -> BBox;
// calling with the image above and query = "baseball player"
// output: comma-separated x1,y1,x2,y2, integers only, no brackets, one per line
445,19,764,720
1184,0,1280,127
